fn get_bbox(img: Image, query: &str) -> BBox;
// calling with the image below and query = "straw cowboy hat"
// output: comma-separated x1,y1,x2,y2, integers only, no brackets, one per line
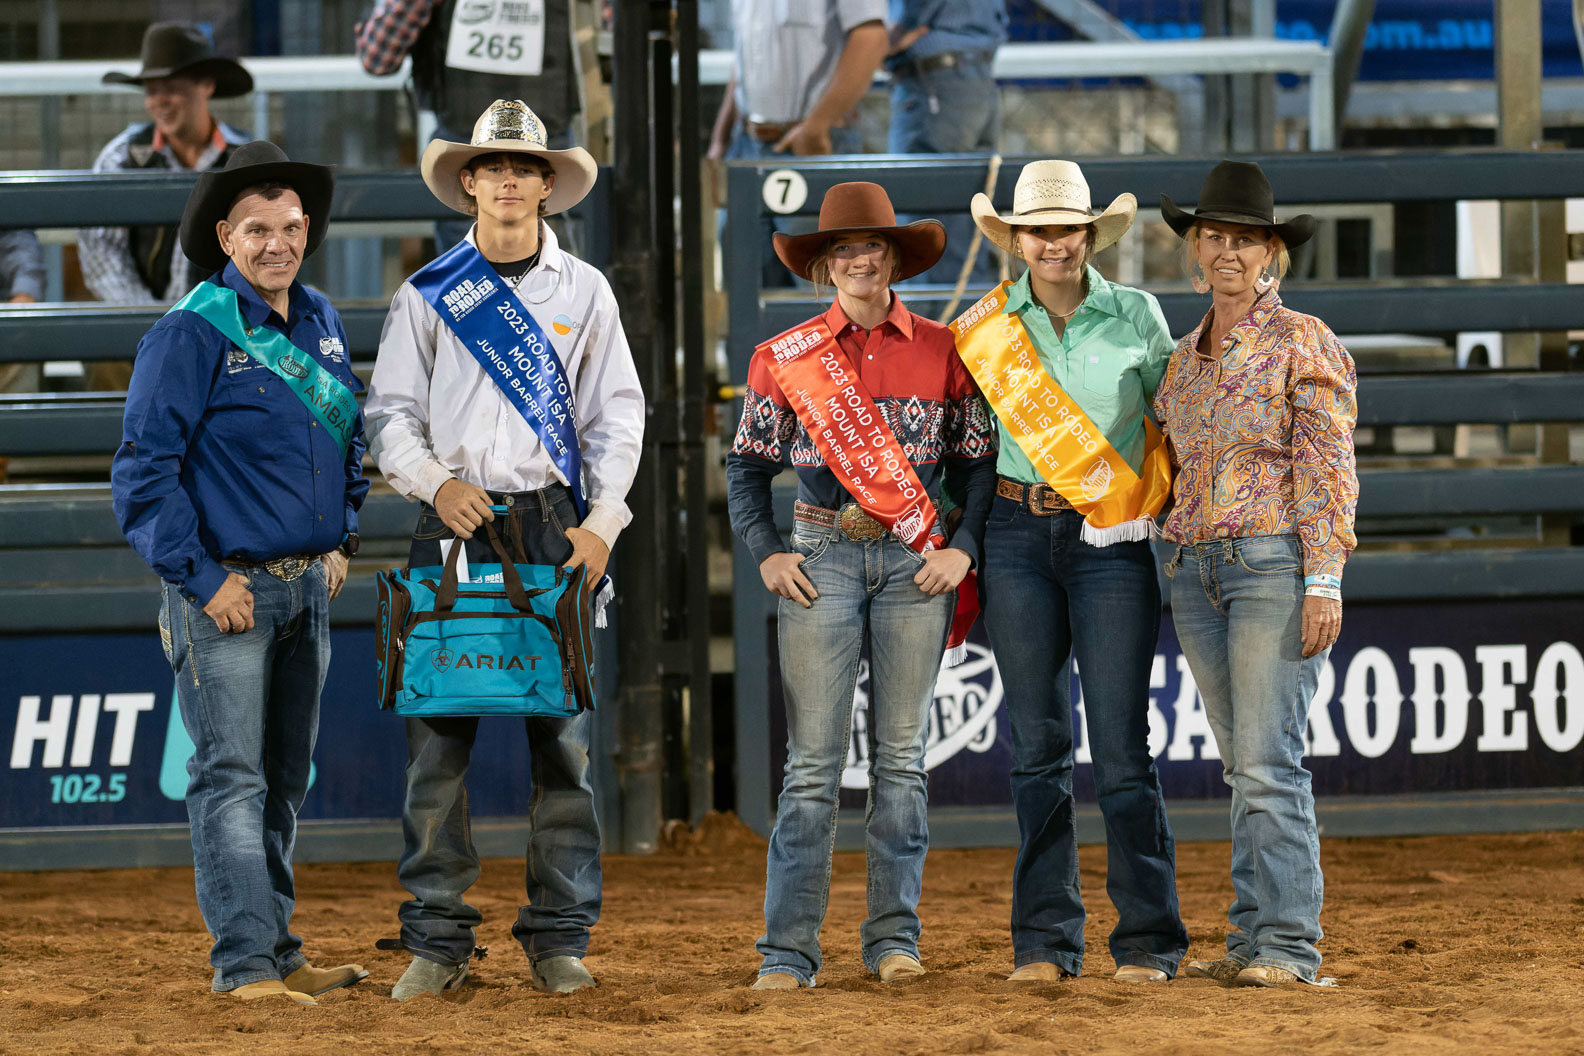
1160,160,1316,248
179,140,334,273
971,160,1136,255
421,99,597,216
772,181,945,283
102,22,253,99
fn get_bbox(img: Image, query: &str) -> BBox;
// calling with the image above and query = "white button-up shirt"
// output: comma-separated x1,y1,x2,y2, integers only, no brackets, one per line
364,225,645,549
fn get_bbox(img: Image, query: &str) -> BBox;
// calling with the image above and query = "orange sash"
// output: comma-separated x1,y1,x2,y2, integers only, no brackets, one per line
758,318,940,553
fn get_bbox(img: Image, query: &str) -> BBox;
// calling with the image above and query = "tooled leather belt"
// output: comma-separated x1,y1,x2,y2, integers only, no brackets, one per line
995,476,1075,515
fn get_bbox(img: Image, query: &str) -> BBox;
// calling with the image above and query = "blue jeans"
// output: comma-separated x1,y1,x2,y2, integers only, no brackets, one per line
889,56,999,288
1165,534,1326,982
759,520,953,983
980,500,1188,977
159,560,330,991
723,125,864,291
396,485,601,968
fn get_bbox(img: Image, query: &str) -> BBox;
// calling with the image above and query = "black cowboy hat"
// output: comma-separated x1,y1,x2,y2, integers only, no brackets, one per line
1160,160,1316,248
102,22,253,99
179,141,334,273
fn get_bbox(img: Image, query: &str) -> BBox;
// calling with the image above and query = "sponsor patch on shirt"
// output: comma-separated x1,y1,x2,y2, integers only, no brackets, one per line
319,336,346,362
226,347,261,374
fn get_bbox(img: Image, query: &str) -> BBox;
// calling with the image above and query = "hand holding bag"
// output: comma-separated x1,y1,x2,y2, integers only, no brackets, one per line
375,514,597,717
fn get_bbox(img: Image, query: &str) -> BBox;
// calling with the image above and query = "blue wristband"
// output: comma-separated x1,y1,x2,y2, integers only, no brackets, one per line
1303,574,1342,589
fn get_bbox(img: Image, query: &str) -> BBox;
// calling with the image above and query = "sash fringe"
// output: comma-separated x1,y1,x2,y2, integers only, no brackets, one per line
593,575,614,629
943,642,968,668
1081,515,1160,548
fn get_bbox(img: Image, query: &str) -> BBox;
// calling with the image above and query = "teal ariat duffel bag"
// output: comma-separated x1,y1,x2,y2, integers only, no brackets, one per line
374,514,596,717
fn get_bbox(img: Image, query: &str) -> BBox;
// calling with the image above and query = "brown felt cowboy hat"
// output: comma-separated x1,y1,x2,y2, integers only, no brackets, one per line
102,22,253,99
422,99,598,216
179,141,334,273
773,182,945,283
1160,160,1316,248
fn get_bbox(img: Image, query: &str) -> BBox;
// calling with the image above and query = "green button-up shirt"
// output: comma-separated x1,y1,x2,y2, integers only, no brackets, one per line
994,266,1175,480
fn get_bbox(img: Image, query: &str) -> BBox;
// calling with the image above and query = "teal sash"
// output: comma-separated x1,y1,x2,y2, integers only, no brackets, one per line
170,281,359,454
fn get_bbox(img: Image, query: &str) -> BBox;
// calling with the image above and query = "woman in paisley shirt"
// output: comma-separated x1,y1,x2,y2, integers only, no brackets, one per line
1154,160,1359,988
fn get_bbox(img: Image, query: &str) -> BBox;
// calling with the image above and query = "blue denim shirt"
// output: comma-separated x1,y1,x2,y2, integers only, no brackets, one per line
113,262,369,606
886,0,1008,64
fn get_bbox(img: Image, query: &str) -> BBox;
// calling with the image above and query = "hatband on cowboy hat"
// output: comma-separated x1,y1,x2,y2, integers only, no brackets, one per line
971,160,1136,255
1160,160,1316,248
421,99,597,216
101,22,253,99
771,182,945,283
178,140,334,274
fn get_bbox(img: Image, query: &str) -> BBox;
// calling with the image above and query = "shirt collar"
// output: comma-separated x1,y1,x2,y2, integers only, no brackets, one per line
219,259,306,329
464,219,565,274
1184,289,1285,353
1002,265,1117,318
151,119,228,156
823,292,914,340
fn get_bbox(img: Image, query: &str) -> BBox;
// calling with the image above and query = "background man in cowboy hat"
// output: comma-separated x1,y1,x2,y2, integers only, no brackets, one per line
112,141,369,1006
364,99,643,1001
78,22,252,308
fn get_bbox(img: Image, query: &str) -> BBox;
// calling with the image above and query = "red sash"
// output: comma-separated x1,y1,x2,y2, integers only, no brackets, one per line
757,316,979,659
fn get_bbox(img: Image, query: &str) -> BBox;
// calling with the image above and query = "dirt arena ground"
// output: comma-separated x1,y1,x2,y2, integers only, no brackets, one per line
3,817,1581,1056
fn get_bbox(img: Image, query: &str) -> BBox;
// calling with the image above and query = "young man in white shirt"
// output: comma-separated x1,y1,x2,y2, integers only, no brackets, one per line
364,98,644,1000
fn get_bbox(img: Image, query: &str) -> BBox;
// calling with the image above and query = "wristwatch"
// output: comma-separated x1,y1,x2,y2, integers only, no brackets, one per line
337,533,360,558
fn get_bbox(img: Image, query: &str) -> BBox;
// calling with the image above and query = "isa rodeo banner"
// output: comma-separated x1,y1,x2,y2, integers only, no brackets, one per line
761,599,1584,807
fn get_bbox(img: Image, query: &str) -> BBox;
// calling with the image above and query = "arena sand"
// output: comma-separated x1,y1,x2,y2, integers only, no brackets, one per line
2,816,1581,1056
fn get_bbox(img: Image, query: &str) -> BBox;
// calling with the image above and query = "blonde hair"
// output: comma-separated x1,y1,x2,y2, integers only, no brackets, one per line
1181,222,1290,283
806,233,900,291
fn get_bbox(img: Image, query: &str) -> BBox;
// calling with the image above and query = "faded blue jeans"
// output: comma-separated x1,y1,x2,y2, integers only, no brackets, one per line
889,53,1000,288
160,559,330,991
980,500,1188,977
758,520,954,984
396,485,601,968
1165,534,1327,982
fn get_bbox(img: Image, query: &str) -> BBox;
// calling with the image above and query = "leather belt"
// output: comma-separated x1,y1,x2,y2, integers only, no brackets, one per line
894,48,996,77
225,554,316,581
744,118,791,142
996,477,1074,516
793,500,887,541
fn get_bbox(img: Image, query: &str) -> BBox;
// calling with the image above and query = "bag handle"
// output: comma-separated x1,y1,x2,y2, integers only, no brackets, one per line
436,506,535,613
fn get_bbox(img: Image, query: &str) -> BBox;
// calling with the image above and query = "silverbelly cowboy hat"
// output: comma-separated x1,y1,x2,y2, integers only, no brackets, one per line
422,99,598,216
1160,160,1316,248
101,22,253,99
772,181,945,282
178,140,334,273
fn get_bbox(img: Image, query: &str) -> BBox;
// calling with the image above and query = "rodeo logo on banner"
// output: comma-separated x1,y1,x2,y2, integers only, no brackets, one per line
830,599,1584,800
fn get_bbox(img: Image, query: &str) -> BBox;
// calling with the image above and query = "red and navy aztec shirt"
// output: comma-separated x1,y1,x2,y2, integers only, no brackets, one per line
725,295,998,568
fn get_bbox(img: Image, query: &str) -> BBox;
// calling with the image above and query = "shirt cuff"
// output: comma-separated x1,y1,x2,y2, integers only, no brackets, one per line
9,274,44,301
415,462,457,507
746,523,789,568
1302,548,1347,584
578,503,625,552
183,559,230,609
946,532,982,570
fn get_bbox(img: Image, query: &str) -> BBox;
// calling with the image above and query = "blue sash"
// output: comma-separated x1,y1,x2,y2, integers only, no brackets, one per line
410,240,587,518
170,281,359,454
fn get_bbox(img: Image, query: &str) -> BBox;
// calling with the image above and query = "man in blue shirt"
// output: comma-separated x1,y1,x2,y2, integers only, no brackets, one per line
886,0,1007,286
112,141,370,1006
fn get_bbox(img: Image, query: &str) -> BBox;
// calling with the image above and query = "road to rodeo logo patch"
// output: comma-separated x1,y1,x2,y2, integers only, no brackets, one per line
842,641,1002,789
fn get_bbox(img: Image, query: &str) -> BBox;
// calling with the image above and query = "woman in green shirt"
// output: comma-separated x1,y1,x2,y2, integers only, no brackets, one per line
964,160,1188,984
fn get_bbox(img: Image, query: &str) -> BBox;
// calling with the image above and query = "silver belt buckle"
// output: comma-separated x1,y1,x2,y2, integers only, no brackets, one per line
264,555,311,581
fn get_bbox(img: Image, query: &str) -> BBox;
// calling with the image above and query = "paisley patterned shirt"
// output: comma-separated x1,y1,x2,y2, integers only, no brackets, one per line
726,294,999,568
1152,291,1358,582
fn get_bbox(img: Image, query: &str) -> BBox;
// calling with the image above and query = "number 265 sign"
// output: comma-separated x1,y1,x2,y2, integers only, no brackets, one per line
446,0,547,77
